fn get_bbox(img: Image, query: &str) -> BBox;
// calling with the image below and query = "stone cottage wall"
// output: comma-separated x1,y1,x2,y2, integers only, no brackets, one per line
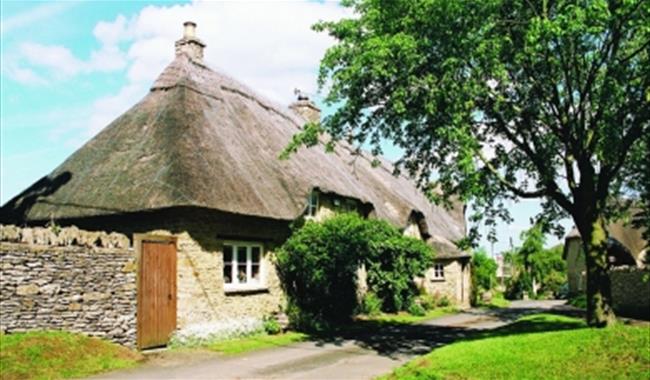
144,228,286,331
421,259,471,308
610,267,650,319
0,225,136,347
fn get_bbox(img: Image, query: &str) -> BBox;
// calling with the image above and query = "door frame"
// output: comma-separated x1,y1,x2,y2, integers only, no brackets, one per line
134,234,178,350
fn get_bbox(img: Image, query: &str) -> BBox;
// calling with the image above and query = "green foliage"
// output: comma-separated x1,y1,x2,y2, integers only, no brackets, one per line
306,0,649,325
437,295,451,308
568,294,587,309
263,316,282,335
277,214,367,329
383,314,650,380
533,245,567,296
417,293,438,311
506,226,567,299
363,221,435,312
359,292,383,316
470,249,497,306
277,213,434,330
407,302,426,317
505,271,533,300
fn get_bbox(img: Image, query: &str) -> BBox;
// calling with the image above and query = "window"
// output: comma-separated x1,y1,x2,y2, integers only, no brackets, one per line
433,263,445,279
223,242,263,289
343,199,357,212
307,191,319,217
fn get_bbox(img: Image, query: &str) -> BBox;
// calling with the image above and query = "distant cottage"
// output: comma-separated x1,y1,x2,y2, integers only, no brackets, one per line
1,22,469,348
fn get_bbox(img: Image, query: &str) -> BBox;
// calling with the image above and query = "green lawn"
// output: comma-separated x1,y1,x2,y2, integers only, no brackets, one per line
0,331,142,380
383,313,650,380
204,332,308,355
476,292,511,309
363,307,457,325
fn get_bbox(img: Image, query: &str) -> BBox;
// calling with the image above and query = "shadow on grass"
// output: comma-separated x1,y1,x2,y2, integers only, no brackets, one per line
303,303,587,360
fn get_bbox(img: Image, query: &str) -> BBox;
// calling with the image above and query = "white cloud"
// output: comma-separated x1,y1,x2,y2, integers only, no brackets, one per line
114,0,351,103
19,42,85,77
0,2,76,35
3,65,47,85
7,0,351,146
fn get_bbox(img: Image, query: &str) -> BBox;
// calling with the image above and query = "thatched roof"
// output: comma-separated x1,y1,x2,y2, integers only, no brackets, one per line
565,215,647,266
1,48,465,257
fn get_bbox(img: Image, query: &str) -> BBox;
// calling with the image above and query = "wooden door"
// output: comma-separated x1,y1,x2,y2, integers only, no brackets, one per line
137,236,177,349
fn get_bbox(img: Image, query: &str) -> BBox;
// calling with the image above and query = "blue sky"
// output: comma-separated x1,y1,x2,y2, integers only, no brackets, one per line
0,0,571,253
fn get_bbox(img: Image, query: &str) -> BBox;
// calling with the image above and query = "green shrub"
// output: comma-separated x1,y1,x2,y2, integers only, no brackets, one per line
437,295,451,307
362,220,435,312
360,292,383,316
263,316,282,335
505,271,533,300
277,214,366,329
407,302,426,316
470,249,498,306
568,294,587,309
418,293,439,311
277,213,435,330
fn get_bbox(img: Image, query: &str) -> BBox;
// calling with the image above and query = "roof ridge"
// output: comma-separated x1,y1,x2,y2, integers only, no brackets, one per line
151,54,305,128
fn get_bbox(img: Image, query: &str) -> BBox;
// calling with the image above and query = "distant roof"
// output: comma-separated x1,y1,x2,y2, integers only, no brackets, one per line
565,214,647,264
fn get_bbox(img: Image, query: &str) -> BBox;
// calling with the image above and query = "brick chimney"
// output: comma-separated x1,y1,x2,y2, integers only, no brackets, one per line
289,89,321,124
175,21,206,62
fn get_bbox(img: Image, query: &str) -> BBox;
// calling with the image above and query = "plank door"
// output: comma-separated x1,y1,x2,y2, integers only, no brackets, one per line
137,237,177,349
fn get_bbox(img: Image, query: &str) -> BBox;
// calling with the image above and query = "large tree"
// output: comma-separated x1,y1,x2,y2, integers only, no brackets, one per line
287,0,649,326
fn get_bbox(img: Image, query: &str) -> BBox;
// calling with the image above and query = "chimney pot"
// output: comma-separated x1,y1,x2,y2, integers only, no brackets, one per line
183,21,197,39
290,90,321,124
175,21,206,62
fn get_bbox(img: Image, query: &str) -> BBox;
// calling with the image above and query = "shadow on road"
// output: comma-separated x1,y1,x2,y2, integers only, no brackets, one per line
307,303,586,359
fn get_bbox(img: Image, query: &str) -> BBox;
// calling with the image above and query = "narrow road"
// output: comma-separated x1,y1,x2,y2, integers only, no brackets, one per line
93,300,572,380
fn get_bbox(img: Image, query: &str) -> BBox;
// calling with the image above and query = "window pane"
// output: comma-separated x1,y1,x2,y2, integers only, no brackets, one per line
237,246,247,259
224,245,233,263
224,245,233,284
251,247,260,263
238,263,248,283
224,264,232,284
251,264,260,282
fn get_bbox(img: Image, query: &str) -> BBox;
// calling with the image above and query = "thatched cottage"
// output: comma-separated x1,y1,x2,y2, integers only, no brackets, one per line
564,217,648,318
1,22,469,348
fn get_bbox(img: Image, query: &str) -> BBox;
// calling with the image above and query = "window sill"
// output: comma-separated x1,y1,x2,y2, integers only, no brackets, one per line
430,278,446,282
224,285,269,295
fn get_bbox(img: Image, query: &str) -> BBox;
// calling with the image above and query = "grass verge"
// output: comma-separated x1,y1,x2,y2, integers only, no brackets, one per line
382,313,650,380
204,331,308,355
174,308,457,356
476,292,511,309
0,331,142,380
362,307,457,325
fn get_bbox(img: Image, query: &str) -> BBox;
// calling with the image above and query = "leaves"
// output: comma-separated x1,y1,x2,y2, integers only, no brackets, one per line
304,0,649,245
276,213,435,328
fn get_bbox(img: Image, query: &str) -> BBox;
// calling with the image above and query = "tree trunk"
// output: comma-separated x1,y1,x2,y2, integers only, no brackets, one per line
581,216,616,327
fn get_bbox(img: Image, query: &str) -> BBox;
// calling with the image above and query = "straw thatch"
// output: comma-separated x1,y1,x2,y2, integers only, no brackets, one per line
565,213,647,266
1,53,465,256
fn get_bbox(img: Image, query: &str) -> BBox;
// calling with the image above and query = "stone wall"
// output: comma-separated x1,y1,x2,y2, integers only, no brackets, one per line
610,267,650,319
0,225,136,347
420,258,471,308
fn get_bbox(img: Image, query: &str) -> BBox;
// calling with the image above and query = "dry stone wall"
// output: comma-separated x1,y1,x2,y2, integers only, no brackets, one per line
610,266,650,319
0,225,137,347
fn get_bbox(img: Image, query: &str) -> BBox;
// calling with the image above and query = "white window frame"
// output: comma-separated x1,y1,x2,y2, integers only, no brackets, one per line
223,241,265,292
307,191,319,217
432,263,445,280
